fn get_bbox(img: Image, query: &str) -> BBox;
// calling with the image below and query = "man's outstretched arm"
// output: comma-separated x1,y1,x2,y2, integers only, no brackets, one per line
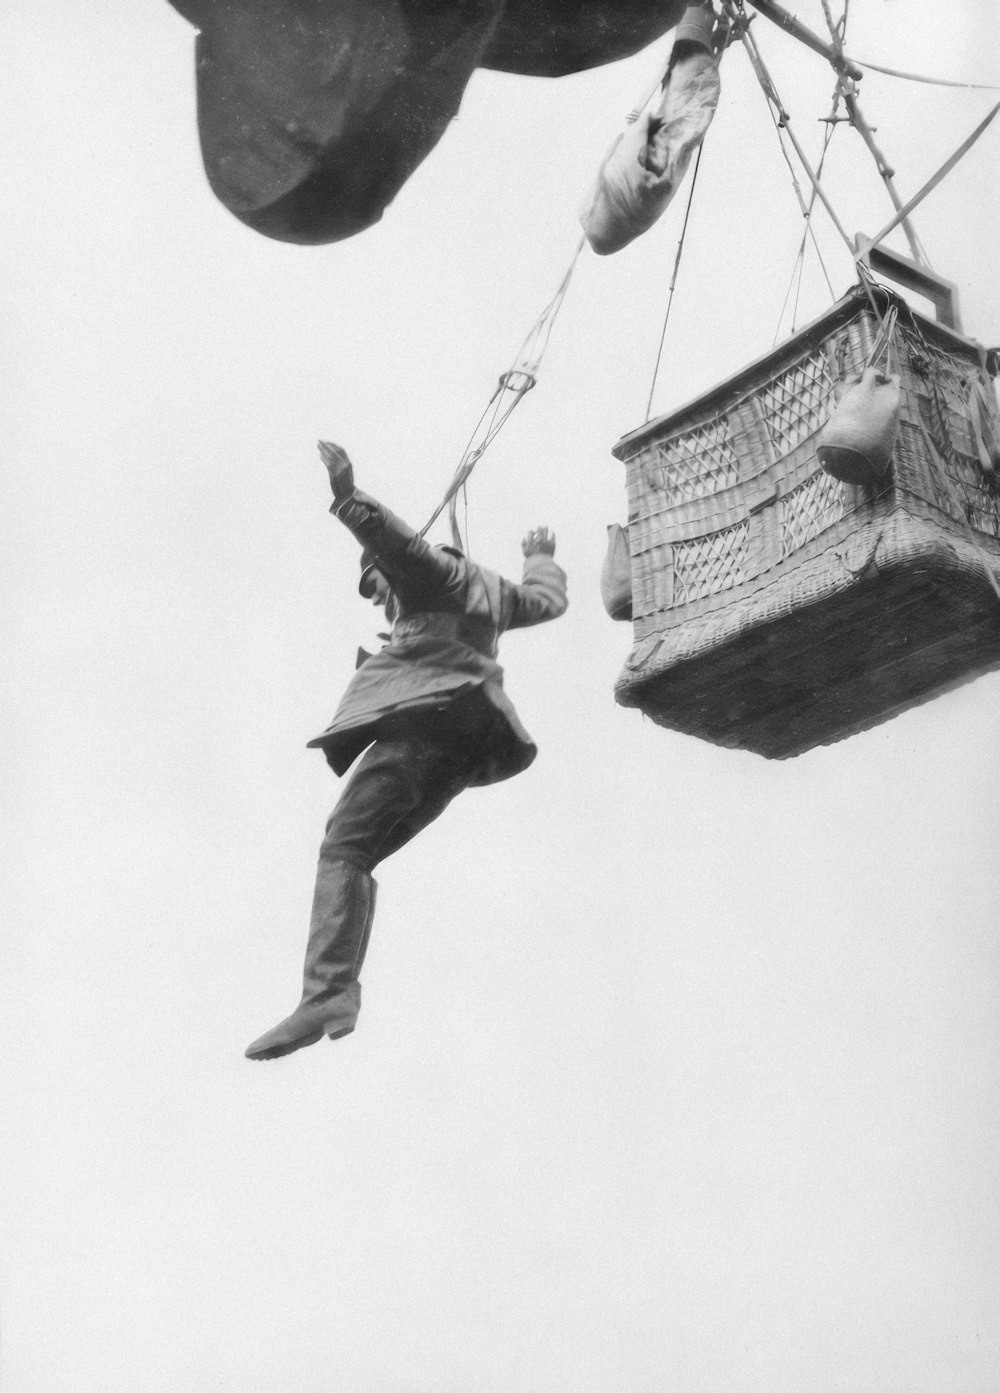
503,527,568,629
317,441,464,598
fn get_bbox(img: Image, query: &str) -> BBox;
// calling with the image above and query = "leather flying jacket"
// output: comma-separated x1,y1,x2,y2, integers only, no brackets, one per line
307,489,568,784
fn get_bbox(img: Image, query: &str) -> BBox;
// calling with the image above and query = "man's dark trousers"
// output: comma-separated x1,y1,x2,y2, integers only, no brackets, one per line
320,695,498,873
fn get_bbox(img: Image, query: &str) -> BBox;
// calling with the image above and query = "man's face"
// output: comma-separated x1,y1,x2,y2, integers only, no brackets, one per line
369,569,390,607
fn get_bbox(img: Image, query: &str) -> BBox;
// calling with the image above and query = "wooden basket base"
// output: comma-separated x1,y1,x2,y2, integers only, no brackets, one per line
616,515,1000,758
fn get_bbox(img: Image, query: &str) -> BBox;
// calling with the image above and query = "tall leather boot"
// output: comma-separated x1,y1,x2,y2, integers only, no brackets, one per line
245,859,377,1061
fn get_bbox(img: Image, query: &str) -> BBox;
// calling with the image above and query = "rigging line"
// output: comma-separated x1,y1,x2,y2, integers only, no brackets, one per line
645,143,704,423
731,5,855,253
818,0,932,268
852,58,1000,92
748,0,862,80
787,235,807,326
859,100,1000,261
855,260,897,341
446,379,522,545
802,100,840,299
774,174,818,343
426,13,805,549
844,86,934,268
749,0,998,92
420,235,586,540
774,93,840,342
446,377,537,546
421,388,506,537
439,380,534,542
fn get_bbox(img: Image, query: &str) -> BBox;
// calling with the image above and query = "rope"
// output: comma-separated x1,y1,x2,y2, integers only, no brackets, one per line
750,0,999,91
728,1,855,253
853,59,1000,92
772,80,840,342
858,100,1000,261
772,0,850,339
645,144,704,423
418,29,696,549
419,237,586,546
818,0,929,267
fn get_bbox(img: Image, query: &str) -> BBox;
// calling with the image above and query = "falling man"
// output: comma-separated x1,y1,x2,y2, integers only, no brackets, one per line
245,442,568,1060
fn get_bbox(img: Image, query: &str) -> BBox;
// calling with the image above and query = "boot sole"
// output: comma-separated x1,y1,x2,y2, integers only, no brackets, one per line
245,1023,355,1061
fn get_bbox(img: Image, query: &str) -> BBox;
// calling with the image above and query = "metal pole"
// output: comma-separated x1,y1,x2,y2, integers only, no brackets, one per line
840,93,929,267
749,0,862,81
813,3,932,268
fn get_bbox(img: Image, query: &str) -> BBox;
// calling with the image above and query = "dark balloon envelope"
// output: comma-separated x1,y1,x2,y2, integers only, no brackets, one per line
166,0,688,244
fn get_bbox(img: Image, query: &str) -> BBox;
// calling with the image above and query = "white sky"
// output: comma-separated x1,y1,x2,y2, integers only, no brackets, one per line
3,2,1000,1390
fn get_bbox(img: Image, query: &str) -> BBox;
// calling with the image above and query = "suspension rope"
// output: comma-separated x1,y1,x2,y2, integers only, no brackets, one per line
419,237,586,546
750,0,999,92
773,79,841,342
727,1,855,254
419,25,694,550
772,0,851,339
645,144,705,423
817,1,934,268
858,99,1000,262
852,59,1000,92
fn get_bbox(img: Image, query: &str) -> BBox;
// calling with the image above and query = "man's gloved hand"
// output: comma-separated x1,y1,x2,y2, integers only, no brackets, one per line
318,441,356,503
522,527,556,557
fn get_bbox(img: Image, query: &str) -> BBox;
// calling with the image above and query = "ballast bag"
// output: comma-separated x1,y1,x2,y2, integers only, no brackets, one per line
817,367,901,486
581,48,721,256
601,523,633,621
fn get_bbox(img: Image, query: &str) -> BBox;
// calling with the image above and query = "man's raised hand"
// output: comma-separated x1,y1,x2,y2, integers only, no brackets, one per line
522,527,556,557
318,441,355,502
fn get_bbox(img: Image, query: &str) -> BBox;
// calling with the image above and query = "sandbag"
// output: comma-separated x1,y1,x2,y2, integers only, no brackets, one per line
817,366,901,486
581,48,721,255
601,524,633,621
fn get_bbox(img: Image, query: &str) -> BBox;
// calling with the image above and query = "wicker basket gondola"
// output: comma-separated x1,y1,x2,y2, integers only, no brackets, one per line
612,285,1000,758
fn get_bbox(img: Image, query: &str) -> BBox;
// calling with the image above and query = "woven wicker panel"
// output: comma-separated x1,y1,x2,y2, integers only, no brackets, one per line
778,469,845,559
620,302,873,626
889,318,1000,537
902,325,985,429
623,295,999,624
631,542,674,620
758,351,837,458
611,286,1000,757
615,508,1000,758
669,519,751,605
645,414,741,501
895,418,1000,537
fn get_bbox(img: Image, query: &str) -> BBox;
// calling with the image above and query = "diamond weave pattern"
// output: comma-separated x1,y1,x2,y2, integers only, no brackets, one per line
671,521,750,605
779,471,845,559
759,355,836,458
622,297,1000,634
651,416,741,502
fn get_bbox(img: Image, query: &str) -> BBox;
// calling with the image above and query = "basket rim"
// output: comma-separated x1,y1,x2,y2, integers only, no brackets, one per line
612,283,990,463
